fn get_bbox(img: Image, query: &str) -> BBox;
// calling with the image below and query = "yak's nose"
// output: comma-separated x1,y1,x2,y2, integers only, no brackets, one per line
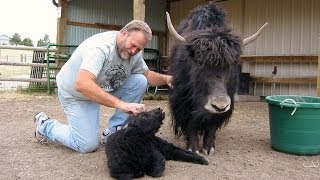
204,96,231,114
211,103,228,112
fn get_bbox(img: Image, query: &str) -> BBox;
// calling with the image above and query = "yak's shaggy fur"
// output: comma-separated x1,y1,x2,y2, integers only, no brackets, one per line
168,2,242,155
105,108,208,180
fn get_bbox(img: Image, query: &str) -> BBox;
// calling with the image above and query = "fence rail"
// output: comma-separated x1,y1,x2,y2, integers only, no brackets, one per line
0,60,50,83
0,45,56,52
0,45,57,91
0,61,48,67
0,44,77,93
0,77,48,83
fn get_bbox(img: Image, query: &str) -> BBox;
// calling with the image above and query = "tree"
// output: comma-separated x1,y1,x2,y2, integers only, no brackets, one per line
22,38,34,47
37,34,51,47
10,33,22,45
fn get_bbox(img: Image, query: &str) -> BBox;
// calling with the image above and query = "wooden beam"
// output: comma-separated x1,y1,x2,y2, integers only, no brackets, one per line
67,21,165,36
56,0,68,68
251,76,317,85
241,56,318,63
133,0,145,21
68,21,122,31
56,0,68,45
317,32,320,96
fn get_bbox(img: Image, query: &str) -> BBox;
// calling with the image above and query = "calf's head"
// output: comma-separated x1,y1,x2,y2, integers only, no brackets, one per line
127,108,165,134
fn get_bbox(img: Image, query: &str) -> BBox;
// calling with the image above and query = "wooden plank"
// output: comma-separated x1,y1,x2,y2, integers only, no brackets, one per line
0,77,50,83
133,0,145,21
67,21,165,36
241,56,318,63
251,76,317,85
68,21,122,31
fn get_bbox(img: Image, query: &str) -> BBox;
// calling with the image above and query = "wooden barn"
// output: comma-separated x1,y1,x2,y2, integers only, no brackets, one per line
52,0,320,97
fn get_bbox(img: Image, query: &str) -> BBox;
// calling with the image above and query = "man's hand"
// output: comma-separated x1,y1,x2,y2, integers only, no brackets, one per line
166,75,173,88
118,101,146,116
144,70,173,89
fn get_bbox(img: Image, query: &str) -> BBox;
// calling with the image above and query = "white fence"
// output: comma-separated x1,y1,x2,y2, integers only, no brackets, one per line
0,45,57,91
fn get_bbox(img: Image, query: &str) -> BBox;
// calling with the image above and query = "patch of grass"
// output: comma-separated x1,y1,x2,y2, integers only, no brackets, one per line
143,91,169,101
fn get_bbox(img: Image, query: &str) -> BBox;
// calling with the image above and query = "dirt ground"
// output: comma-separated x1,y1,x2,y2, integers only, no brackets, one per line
0,92,319,180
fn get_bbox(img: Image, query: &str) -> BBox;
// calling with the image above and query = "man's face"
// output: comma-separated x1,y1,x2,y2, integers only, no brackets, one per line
117,30,148,60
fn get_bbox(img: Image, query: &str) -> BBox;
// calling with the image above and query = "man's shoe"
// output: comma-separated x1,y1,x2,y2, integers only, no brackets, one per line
34,112,50,144
101,126,123,145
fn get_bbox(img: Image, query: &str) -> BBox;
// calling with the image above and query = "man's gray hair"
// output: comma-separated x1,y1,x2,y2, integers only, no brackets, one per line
121,20,152,41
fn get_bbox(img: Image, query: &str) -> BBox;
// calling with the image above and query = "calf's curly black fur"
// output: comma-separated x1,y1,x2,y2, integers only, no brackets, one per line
105,108,208,180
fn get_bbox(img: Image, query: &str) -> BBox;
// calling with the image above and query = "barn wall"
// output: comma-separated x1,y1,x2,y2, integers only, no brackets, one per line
168,0,319,96
243,0,320,56
167,0,206,52
65,0,166,50
243,0,319,96
220,0,320,56
169,0,320,55
218,0,244,36
217,0,320,96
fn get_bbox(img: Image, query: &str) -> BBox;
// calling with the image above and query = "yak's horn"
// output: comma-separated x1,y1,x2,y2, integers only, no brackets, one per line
166,12,186,42
243,22,269,46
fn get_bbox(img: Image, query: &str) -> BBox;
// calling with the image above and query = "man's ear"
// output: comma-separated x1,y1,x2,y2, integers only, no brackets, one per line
119,29,128,38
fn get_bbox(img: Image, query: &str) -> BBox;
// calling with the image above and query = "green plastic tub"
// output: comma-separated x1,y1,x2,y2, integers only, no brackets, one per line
265,95,320,155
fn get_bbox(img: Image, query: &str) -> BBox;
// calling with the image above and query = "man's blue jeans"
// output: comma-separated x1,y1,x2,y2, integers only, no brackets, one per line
38,74,148,153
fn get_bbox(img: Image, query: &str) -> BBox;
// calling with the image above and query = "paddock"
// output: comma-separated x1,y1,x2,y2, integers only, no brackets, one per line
0,92,318,179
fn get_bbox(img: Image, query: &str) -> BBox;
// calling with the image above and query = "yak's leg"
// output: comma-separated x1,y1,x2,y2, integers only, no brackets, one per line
185,120,201,153
186,129,200,153
202,125,218,155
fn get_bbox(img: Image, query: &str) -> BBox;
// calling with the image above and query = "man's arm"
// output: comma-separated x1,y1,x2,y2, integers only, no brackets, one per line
74,69,145,115
144,70,172,88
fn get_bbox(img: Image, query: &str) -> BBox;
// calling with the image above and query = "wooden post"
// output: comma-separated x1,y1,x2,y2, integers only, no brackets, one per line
133,0,145,21
317,32,320,96
56,0,67,45
55,0,68,70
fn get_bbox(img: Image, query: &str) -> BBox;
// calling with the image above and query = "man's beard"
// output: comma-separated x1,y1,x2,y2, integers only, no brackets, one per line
117,39,131,60
119,50,130,60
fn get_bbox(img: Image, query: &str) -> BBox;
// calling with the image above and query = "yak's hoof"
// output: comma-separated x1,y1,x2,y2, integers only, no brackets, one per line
202,147,215,156
187,148,200,154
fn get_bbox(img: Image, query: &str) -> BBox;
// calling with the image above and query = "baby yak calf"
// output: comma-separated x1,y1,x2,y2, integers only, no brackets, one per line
106,108,208,180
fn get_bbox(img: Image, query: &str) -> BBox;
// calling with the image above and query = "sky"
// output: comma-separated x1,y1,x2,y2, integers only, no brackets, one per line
0,0,57,44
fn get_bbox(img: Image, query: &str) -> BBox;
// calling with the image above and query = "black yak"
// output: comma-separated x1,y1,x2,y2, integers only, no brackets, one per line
166,2,268,155
105,108,208,180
